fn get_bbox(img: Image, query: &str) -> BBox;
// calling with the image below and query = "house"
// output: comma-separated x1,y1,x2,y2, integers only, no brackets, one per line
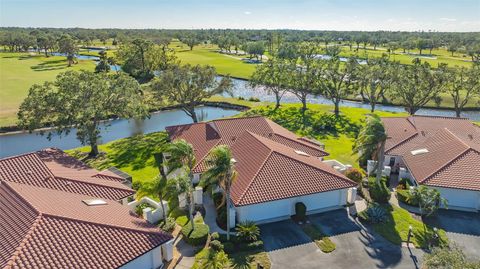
0,149,174,269
381,115,480,211
166,116,357,224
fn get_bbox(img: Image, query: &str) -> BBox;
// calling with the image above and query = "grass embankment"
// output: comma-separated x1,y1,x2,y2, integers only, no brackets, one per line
370,205,448,248
0,52,95,126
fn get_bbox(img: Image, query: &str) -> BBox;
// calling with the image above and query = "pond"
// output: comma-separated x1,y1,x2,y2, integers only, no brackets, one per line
0,106,239,158
51,52,100,60
226,78,480,121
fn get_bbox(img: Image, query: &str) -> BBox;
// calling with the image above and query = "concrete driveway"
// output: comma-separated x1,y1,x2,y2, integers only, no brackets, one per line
262,210,424,269
427,210,480,259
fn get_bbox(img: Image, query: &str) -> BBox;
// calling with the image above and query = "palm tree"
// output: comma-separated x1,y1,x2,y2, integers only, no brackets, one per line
353,115,387,186
202,251,232,269
202,145,238,240
163,140,197,229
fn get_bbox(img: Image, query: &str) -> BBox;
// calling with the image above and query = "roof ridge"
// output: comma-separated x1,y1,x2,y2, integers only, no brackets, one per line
272,132,328,154
6,213,44,268
0,151,38,162
410,115,469,120
236,149,274,206
2,181,40,214
442,128,471,149
54,176,134,192
192,139,223,172
212,115,263,122
40,212,164,236
421,148,473,184
386,133,418,154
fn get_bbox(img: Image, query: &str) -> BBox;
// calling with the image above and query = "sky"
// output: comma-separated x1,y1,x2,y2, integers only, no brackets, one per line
1,0,479,32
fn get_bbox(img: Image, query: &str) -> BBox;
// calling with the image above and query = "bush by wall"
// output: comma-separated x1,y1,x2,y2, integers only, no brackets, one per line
368,177,391,203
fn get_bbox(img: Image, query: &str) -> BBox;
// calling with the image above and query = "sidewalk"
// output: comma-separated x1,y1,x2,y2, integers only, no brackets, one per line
203,193,227,234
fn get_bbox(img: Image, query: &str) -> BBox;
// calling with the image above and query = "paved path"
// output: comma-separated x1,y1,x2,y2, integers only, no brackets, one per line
203,193,226,234
262,209,424,269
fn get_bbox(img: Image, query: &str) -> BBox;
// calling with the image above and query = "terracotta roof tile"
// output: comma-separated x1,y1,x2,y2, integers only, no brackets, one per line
0,149,134,201
0,182,172,269
229,132,356,206
382,115,480,190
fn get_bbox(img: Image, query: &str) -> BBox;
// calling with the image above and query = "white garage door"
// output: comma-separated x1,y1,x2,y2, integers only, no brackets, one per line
437,187,480,211
236,189,346,223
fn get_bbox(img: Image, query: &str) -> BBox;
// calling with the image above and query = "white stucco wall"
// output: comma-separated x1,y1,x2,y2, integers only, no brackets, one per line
433,187,480,211
120,245,163,269
235,189,348,224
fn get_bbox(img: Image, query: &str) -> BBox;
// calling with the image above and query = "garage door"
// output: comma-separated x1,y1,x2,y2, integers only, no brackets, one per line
236,189,344,223
438,188,480,210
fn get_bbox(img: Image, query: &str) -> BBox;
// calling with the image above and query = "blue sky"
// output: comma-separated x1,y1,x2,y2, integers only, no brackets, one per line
1,0,479,31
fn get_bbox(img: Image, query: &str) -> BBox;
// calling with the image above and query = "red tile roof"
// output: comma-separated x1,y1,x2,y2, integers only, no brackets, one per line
167,116,354,206
0,148,134,201
230,132,356,206
166,116,329,173
382,116,480,191
0,181,172,269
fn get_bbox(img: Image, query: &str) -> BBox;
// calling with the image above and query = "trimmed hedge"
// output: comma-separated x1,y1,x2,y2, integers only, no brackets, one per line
345,168,363,184
181,222,210,246
368,177,391,203
295,202,307,221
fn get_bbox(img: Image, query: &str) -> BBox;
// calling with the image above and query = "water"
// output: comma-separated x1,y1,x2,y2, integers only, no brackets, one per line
226,78,480,121
0,106,239,158
314,54,367,64
51,52,100,60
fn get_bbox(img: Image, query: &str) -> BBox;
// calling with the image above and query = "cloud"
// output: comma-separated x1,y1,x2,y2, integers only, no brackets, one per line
439,17,457,22
244,11,252,15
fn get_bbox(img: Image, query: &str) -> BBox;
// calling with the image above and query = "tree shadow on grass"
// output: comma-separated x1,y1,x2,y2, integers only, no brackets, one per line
30,59,69,71
106,132,168,171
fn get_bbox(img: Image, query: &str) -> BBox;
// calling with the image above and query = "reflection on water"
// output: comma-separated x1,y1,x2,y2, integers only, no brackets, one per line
0,106,239,158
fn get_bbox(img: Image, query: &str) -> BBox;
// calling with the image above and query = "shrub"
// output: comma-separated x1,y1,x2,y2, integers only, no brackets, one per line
398,177,411,189
210,232,220,240
223,242,235,253
345,168,363,184
248,97,261,102
181,222,210,246
209,240,224,251
135,202,151,216
359,203,387,224
295,202,307,221
236,220,260,242
176,215,189,227
397,189,419,206
368,177,391,203
237,96,245,100
159,217,176,233
131,181,141,190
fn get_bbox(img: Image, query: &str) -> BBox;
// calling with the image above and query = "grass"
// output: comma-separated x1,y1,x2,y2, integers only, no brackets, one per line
171,40,257,79
241,103,406,167
369,205,448,248
0,52,95,127
301,223,336,253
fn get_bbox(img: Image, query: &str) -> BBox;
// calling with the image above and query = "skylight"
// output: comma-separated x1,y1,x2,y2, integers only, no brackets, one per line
82,199,108,206
411,148,429,156
294,150,310,157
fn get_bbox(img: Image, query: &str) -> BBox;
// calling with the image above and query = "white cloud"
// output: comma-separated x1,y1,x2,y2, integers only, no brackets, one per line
439,17,457,22
244,11,252,15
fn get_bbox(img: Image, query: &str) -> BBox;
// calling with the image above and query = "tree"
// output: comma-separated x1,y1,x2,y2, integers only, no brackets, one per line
244,41,265,60
447,42,459,56
415,38,428,55
392,59,445,115
95,50,110,73
163,140,197,230
358,56,393,112
318,56,358,116
353,115,387,186
17,71,147,156
444,66,480,117
250,58,287,110
150,64,233,123
387,42,399,56
410,186,447,217
116,38,154,81
202,145,238,241
136,174,168,222
423,244,480,269
37,33,56,57
180,35,200,50
58,34,78,67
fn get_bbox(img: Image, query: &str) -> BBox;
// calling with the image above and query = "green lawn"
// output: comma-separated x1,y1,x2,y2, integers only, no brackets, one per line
171,40,257,79
370,205,448,248
0,52,95,127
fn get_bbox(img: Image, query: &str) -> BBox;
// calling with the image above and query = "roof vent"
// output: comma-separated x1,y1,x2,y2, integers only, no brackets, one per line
421,131,426,136
231,136,237,142
411,148,429,156
83,199,108,206
294,150,310,157
468,134,473,140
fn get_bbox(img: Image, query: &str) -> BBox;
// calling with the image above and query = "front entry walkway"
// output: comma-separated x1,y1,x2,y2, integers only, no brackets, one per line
203,193,226,234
